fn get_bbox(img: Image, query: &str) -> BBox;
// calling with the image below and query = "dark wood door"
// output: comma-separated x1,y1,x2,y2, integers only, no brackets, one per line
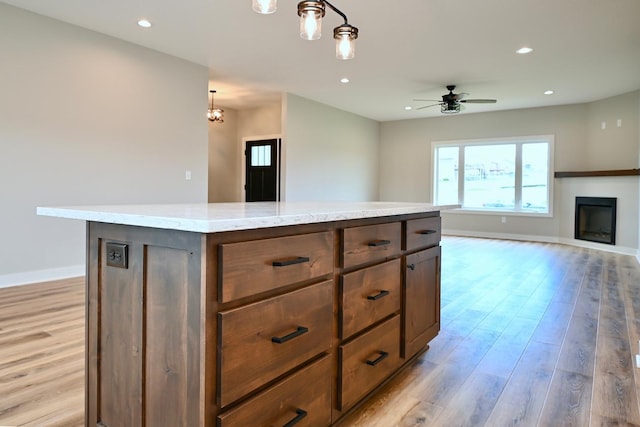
403,245,441,359
245,139,279,202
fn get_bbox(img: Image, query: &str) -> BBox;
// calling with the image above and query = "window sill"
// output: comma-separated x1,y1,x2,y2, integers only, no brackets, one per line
442,208,552,218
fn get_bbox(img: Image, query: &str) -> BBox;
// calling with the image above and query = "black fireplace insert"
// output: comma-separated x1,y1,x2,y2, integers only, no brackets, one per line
574,197,617,245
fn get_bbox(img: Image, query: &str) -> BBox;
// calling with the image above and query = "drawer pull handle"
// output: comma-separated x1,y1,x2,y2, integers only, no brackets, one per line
368,239,391,247
272,256,310,267
283,408,307,427
367,290,390,301
418,229,437,235
272,326,309,344
407,264,415,271
366,350,389,367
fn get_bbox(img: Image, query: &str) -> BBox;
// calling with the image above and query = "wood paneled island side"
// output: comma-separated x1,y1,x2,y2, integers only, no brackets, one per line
37,202,456,427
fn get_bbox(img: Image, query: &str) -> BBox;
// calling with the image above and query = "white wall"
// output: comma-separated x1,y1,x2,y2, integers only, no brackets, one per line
208,107,239,202
379,92,640,253
283,94,380,201
0,4,208,286
586,91,639,170
557,177,638,253
238,103,283,138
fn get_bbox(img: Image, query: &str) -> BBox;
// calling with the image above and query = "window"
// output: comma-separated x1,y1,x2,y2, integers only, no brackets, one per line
251,144,272,166
433,136,553,215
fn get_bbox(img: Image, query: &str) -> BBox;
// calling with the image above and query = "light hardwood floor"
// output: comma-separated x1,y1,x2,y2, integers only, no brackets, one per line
2,237,640,426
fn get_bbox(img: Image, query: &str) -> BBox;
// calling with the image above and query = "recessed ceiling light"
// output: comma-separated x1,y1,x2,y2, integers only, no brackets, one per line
340,78,350,83
137,19,152,28
544,90,554,95
405,106,412,110
516,47,533,54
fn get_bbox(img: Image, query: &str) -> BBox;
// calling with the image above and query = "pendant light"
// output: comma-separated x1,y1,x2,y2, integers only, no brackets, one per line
207,90,224,123
334,23,358,60
298,1,325,40
252,0,277,14
253,0,358,60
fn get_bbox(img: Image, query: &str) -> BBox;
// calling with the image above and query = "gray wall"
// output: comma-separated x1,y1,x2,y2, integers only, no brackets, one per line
0,4,208,285
283,94,380,201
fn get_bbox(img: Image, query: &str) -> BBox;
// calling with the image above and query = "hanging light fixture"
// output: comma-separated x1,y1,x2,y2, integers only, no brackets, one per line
334,23,358,60
207,90,224,123
297,1,325,40
253,0,359,60
252,0,277,14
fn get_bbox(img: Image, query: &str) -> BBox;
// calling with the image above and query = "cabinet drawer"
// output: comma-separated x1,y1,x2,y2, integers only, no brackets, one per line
218,280,333,407
341,222,401,268
340,259,401,339
339,315,401,411
219,231,333,302
217,355,332,427
404,216,441,251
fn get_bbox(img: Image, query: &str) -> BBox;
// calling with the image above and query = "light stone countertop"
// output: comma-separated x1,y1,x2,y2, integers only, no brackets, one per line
37,202,459,233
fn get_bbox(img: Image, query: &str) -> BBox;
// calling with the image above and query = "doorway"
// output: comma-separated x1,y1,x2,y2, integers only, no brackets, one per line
244,138,281,202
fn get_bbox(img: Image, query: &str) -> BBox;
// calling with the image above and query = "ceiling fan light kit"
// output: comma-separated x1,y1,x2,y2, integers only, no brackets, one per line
415,85,497,114
441,104,461,114
253,0,358,60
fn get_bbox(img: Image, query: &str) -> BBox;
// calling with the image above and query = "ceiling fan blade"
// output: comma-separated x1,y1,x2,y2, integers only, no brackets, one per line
459,99,497,104
416,103,443,110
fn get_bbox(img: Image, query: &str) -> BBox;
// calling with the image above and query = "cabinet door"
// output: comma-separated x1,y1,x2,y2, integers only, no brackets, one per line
403,246,441,359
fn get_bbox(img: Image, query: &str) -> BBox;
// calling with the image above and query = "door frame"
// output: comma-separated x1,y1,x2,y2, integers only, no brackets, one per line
240,134,283,202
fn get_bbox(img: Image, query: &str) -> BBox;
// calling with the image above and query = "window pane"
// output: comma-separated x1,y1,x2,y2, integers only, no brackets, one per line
522,143,549,212
434,146,458,205
251,145,271,167
463,144,515,209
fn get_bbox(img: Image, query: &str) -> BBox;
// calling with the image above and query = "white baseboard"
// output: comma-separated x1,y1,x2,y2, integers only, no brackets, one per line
443,229,560,244
557,238,638,257
0,265,85,289
443,229,638,257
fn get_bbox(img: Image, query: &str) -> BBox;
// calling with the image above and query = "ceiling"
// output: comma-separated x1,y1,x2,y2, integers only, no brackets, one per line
4,0,640,121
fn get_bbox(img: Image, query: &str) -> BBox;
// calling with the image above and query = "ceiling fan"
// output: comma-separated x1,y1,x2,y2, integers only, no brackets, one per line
414,85,497,114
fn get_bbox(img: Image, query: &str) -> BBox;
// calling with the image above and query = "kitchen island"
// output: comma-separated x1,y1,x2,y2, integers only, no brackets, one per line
38,202,455,427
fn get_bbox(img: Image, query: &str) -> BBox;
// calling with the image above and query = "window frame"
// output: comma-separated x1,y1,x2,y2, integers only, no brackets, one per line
431,135,555,217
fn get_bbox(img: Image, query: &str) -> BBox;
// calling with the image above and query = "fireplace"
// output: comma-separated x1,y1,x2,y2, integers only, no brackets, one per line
575,197,617,245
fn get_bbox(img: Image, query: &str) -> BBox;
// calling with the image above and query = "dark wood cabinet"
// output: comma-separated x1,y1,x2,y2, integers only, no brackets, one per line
85,211,442,426
403,246,441,359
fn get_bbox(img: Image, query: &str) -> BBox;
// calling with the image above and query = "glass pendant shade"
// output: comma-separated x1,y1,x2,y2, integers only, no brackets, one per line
441,104,460,114
298,2,325,40
208,108,224,122
334,24,357,60
252,0,277,14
